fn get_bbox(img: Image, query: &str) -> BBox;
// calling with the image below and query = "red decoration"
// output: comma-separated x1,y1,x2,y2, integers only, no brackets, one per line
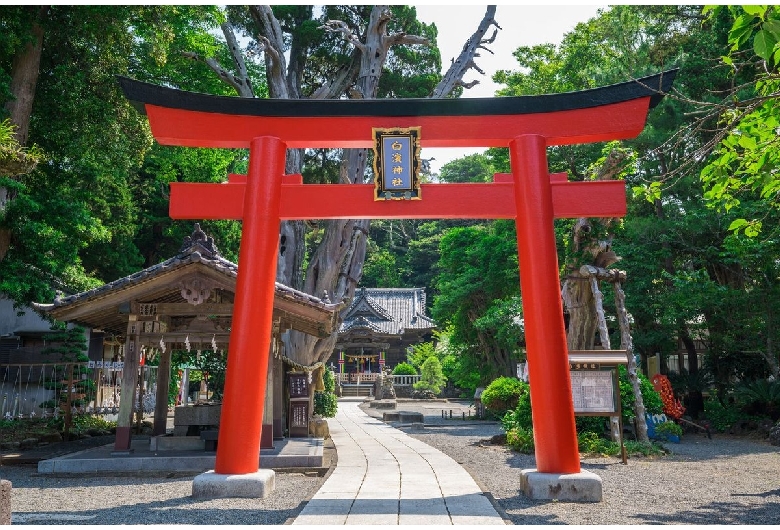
651,374,685,419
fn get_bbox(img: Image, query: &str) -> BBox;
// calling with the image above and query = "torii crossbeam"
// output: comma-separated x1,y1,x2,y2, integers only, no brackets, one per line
119,71,675,483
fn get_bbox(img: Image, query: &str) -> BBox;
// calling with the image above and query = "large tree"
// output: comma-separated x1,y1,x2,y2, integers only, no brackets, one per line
184,5,501,368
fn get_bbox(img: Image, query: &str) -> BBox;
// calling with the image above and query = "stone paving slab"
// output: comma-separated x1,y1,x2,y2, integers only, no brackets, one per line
293,400,505,525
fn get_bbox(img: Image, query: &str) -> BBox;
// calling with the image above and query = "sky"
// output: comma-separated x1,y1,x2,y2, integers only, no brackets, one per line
412,5,605,173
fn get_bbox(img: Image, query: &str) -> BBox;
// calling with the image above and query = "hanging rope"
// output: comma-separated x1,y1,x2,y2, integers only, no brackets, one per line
281,356,326,392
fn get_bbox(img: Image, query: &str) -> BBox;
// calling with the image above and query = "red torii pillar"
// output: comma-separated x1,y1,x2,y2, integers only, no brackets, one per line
118,71,675,489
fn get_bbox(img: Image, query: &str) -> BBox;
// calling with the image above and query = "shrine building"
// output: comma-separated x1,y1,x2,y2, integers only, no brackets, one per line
333,287,436,376
35,224,339,449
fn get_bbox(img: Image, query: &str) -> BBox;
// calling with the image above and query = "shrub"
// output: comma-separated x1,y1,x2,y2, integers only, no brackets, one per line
500,389,533,431
619,365,663,422
413,356,446,395
314,391,338,418
654,420,683,438
735,379,780,420
505,427,534,453
392,362,418,376
481,377,526,415
323,366,336,393
704,396,745,432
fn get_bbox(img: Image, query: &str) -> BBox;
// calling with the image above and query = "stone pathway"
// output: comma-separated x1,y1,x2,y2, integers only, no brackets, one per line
292,400,505,525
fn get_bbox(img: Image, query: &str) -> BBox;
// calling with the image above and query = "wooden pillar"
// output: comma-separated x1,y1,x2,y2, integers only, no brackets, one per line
510,135,580,474
152,347,172,436
273,338,284,439
215,136,285,475
261,338,275,449
114,314,140,452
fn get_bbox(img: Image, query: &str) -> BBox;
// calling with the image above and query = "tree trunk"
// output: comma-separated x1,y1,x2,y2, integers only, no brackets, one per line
561,150,650,443
0,7,46,262
4,7,46,146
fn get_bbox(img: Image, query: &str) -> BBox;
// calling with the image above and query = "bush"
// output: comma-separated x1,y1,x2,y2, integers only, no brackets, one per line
392,362,418,376
314,391,338,418
505,427,534,453
413,356,447,395
735,379,780,420
481,377,526,415
654,420,683,438
704,396,744,432
323,366,336,393
500,389,533,431
619,365,663,422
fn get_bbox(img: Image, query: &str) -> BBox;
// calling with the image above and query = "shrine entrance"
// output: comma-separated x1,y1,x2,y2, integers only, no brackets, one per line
119,71,675,487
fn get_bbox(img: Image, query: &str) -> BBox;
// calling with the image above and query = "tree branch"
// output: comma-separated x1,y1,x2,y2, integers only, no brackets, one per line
432,5,501,98
319,19,366,53
250,5,290,98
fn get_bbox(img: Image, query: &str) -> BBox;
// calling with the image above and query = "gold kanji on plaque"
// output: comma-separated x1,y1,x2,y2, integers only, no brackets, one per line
372,127,421,200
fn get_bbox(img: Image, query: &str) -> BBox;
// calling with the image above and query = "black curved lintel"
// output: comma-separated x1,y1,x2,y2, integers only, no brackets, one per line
118,69,677,119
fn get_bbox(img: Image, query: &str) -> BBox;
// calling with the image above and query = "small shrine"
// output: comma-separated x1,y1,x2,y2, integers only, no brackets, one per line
35,225,339,451
333,287,436,376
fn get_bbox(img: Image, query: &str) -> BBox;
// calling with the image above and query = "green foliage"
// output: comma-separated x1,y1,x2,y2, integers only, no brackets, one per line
619,365,664,422
48,413,116,436
500,390,533,431
654,420,683,438
703,396,744,432
322,365,336,394
171,349,227,401
406,342,438,369
413,355,446,395
41,325,89,363
433,221,524,381
392,362,417,376
481,377,526,415
313,390,338,418
699,6,780,236
735,379,780,419
505,427,535,453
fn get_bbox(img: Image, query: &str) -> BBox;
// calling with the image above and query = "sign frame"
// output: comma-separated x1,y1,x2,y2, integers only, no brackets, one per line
372,126,422,201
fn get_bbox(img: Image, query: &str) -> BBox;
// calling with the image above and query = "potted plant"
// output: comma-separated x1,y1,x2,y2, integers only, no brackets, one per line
654,420,683,443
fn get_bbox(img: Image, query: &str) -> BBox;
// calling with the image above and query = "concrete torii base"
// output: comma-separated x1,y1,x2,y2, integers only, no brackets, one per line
520,469,603,502
192,470,275,499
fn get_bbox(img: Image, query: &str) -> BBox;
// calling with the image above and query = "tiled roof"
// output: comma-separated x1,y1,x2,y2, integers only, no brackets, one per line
339,287,437,336
35,224,339,336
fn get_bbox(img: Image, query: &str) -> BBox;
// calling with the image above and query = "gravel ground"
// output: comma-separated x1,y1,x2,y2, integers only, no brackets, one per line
1,466,326,525
3,399,779,525
390,401,780,525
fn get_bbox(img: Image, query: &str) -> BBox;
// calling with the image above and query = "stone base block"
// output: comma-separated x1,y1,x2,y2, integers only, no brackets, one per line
369,399,397,409
1,479,11,525
192,469,275,499
520,469,602,502
309,418,329,438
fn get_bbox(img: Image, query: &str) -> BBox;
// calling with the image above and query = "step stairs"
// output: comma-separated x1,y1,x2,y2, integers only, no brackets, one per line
340,384,373,397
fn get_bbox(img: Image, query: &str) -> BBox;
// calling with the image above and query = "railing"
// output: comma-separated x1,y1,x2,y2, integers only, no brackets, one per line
391,375,420,387
334,373,420,387
336,373,379,385
0,362,159,420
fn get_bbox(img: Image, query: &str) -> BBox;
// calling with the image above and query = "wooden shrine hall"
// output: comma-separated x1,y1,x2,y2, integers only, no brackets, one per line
35,224,340,450
334,287,436,374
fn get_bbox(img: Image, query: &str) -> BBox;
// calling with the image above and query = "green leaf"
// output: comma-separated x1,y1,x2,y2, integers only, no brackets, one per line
730,14,757,49
728,218,749,231
744,221,762,237
741,5,767,18
721,55,734,67
753,29,778,61
764,18,780,39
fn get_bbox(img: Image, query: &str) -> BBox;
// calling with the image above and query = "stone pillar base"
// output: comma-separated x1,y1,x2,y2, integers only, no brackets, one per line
1,479,11,525
192,470,275,499
520,469,602,502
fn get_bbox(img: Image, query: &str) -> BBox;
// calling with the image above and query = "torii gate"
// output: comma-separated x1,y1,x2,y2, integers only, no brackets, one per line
119,70,675,495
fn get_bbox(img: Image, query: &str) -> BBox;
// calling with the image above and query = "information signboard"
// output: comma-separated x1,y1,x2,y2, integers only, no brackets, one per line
570,369,616,414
